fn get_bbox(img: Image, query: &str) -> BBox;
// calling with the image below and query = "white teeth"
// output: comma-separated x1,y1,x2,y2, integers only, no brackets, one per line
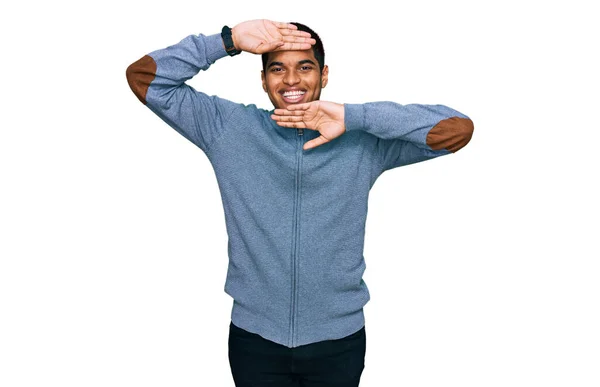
283,90,306,97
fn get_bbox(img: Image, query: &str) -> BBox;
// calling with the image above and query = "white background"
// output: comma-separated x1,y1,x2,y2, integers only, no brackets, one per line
1,0,599,386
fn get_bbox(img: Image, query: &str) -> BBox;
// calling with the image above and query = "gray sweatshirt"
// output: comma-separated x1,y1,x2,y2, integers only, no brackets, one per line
126,32,474,348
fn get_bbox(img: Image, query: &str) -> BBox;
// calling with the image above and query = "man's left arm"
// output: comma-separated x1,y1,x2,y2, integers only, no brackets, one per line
344,102,474,171
271,101,473,170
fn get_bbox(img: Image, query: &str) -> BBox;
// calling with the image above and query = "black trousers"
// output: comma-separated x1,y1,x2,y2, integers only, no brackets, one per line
228,322,366,387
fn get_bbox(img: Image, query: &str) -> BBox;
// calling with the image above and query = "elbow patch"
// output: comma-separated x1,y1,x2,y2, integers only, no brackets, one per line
426,117,474,153
126,55,157,105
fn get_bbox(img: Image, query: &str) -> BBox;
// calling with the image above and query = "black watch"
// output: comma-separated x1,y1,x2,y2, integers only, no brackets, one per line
221,25,242,56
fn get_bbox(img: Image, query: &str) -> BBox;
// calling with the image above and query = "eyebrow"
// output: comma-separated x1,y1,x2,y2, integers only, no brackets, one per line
267,59,317,69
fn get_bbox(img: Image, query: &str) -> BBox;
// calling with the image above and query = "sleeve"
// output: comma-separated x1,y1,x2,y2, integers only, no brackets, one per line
125,33,239,154
344,102,474,172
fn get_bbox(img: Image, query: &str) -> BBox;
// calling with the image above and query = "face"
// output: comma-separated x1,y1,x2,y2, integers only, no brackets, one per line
261,49,329,110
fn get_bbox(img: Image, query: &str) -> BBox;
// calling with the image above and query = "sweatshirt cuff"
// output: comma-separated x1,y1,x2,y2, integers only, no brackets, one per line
344,104,365,132
205,33,229,64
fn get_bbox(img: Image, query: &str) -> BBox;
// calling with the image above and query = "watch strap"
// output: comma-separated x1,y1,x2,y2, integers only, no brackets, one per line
221,25,242,56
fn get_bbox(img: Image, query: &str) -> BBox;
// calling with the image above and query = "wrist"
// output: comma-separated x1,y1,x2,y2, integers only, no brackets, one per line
221,25,242,56
337,103,346,129
230,26,239,51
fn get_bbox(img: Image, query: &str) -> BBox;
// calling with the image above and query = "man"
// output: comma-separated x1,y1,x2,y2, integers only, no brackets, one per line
126,19,473,387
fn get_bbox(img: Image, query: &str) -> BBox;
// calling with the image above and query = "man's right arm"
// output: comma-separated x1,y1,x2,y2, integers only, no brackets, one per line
126,33,236,154
126,20,315,154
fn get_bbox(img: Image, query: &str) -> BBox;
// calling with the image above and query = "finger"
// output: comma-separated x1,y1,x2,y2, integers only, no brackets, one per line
272,120,307,129
271,114,304,122
282,35,316,45
285,103,312,111
277,42,314,51
279,29,313,38
273,21,298,30
273,109,305,116
259,40,284,53
304,135,329,150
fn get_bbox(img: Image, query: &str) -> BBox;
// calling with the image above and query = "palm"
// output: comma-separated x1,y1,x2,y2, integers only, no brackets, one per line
233,20,315,54
271,101,346,150
301,103,345,139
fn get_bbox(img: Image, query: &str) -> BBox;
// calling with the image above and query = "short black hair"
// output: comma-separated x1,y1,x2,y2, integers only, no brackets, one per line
261,22,325,74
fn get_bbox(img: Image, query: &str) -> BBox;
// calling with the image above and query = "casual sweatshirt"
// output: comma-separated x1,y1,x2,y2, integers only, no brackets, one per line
126,32,474,348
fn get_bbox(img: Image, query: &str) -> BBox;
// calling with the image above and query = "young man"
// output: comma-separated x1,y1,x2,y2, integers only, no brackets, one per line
126,19,473,387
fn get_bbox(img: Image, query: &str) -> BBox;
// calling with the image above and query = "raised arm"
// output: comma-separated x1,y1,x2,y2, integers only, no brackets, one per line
125,20,315,153
125,32,235,153
271,101,474,170
345,102,474,170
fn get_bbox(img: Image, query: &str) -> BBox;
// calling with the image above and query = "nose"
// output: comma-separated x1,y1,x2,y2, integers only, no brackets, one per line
283,69,300,86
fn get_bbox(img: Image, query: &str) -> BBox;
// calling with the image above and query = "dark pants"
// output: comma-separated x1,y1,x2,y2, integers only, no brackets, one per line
228,322,366,387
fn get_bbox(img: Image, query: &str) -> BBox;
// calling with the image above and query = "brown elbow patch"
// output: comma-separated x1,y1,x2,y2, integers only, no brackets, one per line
126,55,157,105
426,117,474,153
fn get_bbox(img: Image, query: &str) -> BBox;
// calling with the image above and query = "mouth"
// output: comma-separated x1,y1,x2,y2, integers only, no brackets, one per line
280,89,307,104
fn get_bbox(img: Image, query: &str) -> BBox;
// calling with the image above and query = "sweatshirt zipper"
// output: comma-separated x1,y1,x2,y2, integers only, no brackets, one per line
289,127,303,347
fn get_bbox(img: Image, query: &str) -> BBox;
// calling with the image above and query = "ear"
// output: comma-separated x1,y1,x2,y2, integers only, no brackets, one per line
261,70,267,92
321,65,329,88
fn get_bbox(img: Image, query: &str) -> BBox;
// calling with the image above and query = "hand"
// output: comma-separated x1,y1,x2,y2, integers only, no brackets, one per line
271,101,346,150
231,20,316,54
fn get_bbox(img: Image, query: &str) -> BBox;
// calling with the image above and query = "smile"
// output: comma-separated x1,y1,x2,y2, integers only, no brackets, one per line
281,90,306,103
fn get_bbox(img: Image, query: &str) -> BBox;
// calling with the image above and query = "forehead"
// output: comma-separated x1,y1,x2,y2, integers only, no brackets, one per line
266,49,318,66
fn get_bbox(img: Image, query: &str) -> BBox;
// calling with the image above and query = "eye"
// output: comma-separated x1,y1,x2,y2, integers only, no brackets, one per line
270,67,283,73
300,66,313,71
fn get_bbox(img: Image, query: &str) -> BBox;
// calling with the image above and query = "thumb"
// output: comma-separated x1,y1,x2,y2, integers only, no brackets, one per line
303,136,328,150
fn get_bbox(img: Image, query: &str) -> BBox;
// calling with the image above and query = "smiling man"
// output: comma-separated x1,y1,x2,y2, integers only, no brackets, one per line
261,27,328,109
126,19,473,387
